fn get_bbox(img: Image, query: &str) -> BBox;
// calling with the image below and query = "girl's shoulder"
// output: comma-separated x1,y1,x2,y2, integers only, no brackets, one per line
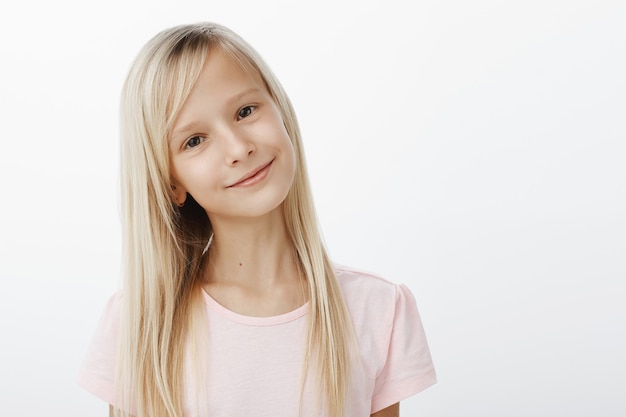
332,263,422,332
333,263,406,304
78,290,124,405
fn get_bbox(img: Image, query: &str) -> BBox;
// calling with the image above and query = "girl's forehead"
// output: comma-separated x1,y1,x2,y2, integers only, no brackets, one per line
207,47,262,80
169,49,270,136
186,48,265,98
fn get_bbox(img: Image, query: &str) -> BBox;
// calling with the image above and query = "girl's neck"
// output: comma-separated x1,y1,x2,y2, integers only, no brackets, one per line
205,208,300,289
202,208,308,317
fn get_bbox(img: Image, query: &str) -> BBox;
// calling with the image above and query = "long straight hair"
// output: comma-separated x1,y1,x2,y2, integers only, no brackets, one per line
115,22,356,417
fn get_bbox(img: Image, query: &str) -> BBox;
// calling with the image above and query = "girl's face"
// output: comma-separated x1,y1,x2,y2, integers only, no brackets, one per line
169,49,296,222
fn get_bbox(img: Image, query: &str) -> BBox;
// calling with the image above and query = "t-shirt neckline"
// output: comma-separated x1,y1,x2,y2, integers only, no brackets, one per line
201,288,309,326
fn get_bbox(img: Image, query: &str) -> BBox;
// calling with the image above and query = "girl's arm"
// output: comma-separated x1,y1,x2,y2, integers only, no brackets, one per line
371,402,399,417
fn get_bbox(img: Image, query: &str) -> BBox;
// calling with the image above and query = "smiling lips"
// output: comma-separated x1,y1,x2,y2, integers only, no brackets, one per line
228,159,274,188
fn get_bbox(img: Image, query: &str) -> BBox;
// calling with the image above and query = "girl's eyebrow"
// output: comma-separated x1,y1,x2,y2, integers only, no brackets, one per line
227,87,261,105
171,122,201,144
171,88,262,141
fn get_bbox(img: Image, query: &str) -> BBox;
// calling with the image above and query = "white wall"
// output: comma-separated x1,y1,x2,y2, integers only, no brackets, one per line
0,0,624,415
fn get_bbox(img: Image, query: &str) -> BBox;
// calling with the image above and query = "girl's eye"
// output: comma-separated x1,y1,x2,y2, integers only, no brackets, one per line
237,105,255,120
185,136,205,149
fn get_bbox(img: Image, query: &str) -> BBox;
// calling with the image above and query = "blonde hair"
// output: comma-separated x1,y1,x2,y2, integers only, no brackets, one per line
115,22,355,417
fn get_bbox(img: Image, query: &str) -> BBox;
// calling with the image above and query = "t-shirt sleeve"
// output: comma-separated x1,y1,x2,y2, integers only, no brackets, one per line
371,284,436,413
77,291,121,405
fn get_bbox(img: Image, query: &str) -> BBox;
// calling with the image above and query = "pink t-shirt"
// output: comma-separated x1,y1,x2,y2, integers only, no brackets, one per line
78,265,436,416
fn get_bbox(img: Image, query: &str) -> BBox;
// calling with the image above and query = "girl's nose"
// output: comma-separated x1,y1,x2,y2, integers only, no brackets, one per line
222,128,255,166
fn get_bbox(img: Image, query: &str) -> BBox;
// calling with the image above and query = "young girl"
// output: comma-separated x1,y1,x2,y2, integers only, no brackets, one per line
78,22,436,417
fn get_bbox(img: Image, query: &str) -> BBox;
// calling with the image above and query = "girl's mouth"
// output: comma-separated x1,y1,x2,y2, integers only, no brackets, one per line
228,159,274,188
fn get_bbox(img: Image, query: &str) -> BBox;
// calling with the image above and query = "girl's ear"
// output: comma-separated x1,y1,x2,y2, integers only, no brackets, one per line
171,183,187,207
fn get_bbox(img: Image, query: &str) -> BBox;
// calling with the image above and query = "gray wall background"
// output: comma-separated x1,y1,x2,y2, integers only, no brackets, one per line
0,0,624,415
